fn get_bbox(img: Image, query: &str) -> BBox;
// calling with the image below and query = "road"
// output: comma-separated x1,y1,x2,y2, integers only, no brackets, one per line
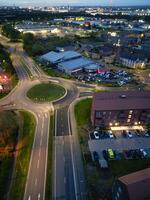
0,36,87,200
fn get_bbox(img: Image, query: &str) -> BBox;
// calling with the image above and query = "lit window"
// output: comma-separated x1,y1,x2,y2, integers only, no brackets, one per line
128,115,132,119
127,119,130,123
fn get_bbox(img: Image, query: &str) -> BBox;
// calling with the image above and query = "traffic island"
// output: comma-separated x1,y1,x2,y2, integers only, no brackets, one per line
27,83,66,102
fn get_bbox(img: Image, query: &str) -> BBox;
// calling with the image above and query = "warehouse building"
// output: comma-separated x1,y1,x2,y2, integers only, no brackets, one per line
40,50,100,74
40,50,81,64
91,91,150,127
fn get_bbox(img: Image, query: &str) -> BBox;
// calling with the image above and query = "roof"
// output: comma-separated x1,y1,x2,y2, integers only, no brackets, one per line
118,168,150,200
58,57,94,71
84,63,100,70
40,51,81,63
119,168,150,185
92,91,150,111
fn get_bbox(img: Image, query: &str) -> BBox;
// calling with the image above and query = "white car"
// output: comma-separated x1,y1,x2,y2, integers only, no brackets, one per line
140,149,148,157
94,131,99,139
108,130,114,139
127,131,133,138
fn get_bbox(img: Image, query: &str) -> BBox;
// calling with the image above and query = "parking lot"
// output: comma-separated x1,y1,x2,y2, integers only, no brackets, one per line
88,129,150,168
89,137,150,152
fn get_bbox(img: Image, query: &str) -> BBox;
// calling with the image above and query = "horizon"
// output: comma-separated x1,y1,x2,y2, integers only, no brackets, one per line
0,0,150,7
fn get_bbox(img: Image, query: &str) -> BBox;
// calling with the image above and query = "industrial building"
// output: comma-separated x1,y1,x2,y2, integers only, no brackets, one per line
91,91,150,127
40,50,100,74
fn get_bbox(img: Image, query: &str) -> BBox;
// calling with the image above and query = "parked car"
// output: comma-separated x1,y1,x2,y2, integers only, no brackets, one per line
93,131,100,139
93,151,99,161
140,149,148,157
103,150,108,161
127,131,133,138
122,130,127,137
107,149,115,159
108,130,114,139
144,131,150,137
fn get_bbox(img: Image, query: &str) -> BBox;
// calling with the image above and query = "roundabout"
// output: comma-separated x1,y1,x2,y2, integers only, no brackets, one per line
27,83,66,102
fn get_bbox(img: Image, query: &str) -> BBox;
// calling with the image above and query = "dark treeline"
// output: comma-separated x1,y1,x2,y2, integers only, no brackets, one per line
0,8,150,23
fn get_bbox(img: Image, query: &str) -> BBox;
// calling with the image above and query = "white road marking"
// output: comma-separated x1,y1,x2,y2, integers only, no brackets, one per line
28,196,31,200
37,159,40,169
45,113,47,118
38,193,40,200
35,178,37,185
40,138,42,146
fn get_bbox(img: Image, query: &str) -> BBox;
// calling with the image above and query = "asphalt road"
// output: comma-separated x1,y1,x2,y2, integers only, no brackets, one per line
0,36,87,200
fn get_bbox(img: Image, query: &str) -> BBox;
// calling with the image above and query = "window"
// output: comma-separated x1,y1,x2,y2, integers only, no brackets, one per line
129,110,133,114
95,111,102,118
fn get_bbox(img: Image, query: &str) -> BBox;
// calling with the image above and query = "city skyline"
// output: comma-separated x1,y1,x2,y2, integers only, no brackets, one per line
0,0,150,7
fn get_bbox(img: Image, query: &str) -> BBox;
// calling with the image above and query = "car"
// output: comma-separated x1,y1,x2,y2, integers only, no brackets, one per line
103,150,108,161
140,149,148,157
144,131,150,137
108,130,114,139
107,149,115,159
127,131,133,138
122,130,127,137
93,131,100,139
93,151,99,161
135,129,141,136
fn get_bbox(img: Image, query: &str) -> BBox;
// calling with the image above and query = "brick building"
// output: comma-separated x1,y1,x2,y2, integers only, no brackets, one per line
112,168,150,200
91,91,150,127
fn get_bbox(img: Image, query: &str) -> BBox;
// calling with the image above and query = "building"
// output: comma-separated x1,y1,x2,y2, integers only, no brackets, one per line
112,168,150,200
119,48,149,69
58,57,99,74
91,91,150,127
40,50,81,64
40,50,100,74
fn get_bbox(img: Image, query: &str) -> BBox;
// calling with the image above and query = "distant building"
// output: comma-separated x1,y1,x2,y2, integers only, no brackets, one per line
112,168,150,200
40,50,100,74
119,48,149,69
91,91,150,127
40,51,81,64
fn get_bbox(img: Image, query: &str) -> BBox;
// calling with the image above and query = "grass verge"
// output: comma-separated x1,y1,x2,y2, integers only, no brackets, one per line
9,111,36,200
45,114,54,200
110,159,150,177
27,83,65,102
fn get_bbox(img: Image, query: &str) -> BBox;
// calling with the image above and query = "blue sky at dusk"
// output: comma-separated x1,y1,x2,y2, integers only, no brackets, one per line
0,0,150,6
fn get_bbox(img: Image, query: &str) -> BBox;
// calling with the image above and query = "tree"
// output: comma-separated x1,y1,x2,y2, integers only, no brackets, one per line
1,24,21,40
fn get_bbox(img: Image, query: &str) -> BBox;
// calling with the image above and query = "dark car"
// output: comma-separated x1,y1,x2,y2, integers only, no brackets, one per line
93,151,99,161
122,130,127,137
103,150,108,161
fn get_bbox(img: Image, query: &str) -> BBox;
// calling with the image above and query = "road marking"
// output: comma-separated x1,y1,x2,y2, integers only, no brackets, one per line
38,193,40,200
35,178,37,185
37,159,40,169
45,113,47,118
28,196,31,200
38,114,41,118
40,138,42,146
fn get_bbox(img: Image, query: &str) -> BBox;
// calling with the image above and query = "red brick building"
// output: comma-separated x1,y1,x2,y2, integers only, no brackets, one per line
112,168,150,200
91,91,150,127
